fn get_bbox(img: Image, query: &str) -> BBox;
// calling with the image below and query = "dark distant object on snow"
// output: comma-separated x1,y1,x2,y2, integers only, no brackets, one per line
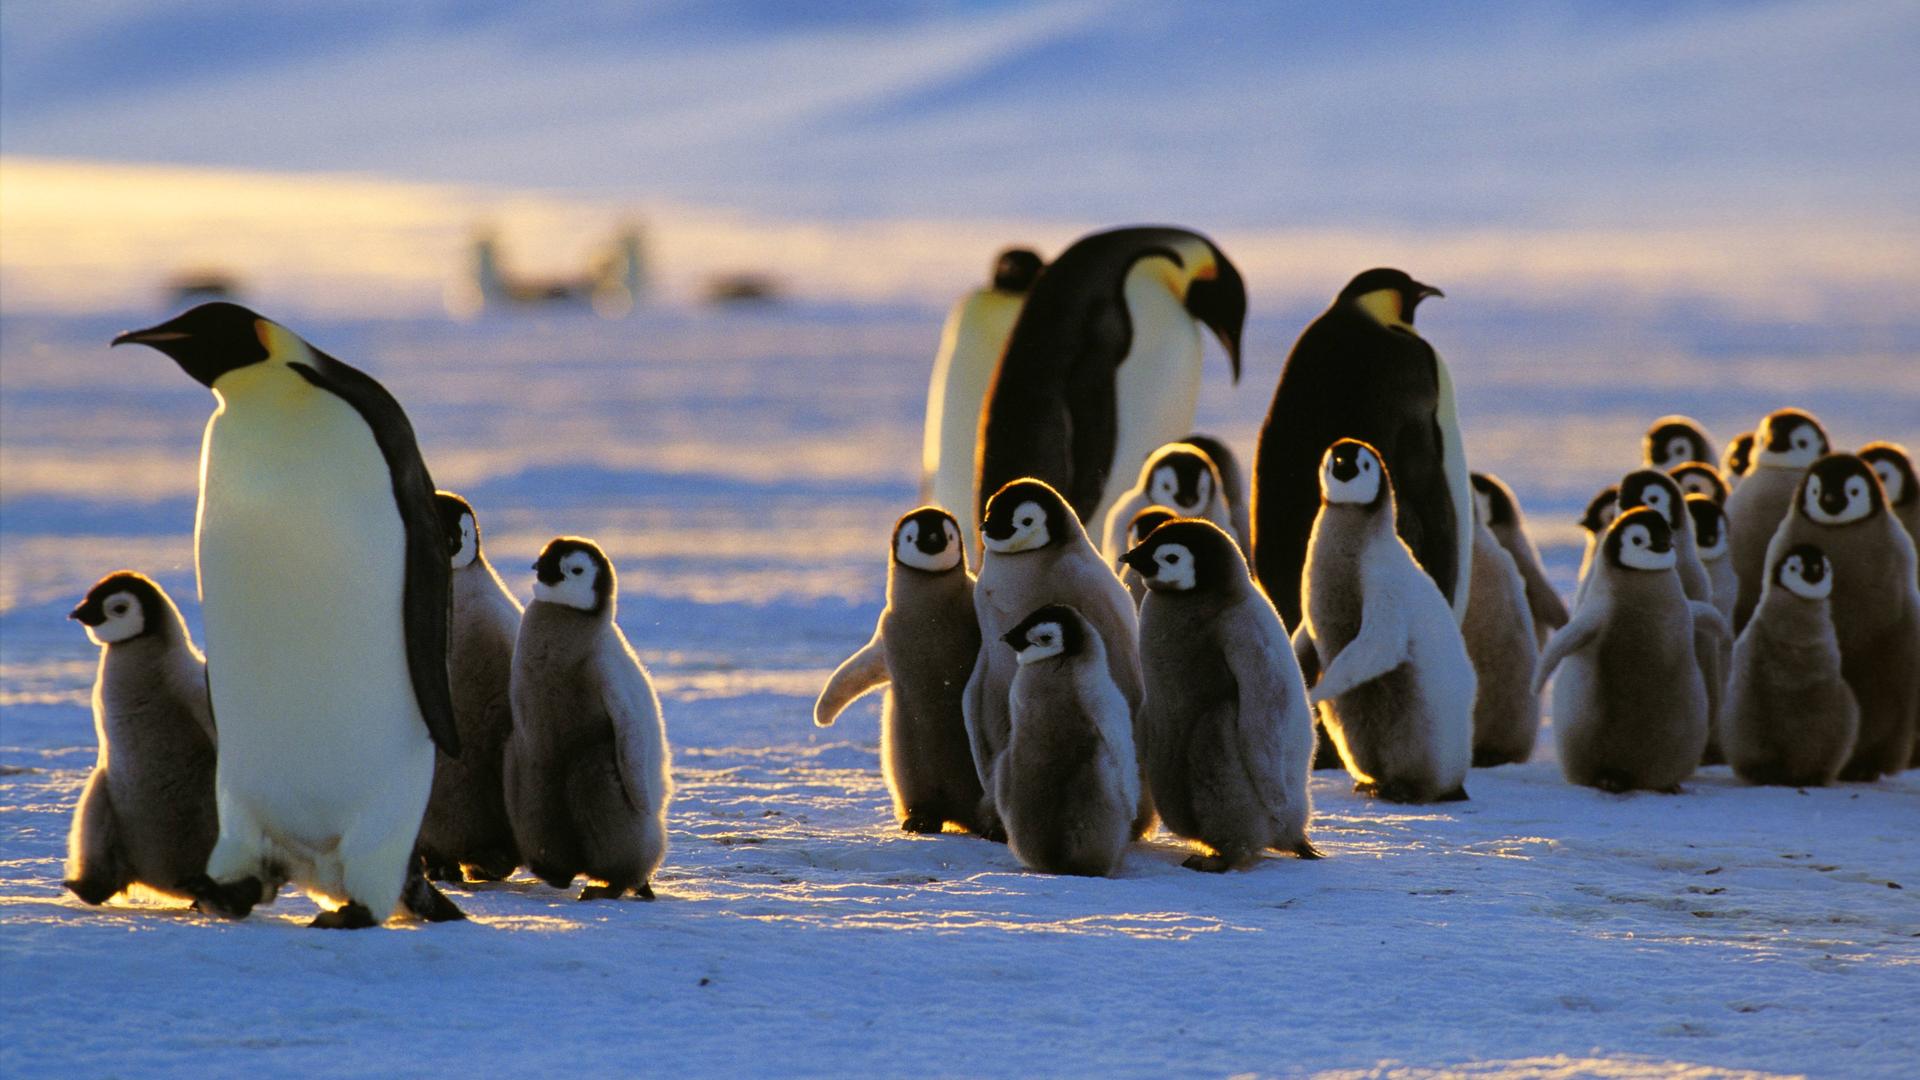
453,225,647,318
704,273,783,306
165,270,241,306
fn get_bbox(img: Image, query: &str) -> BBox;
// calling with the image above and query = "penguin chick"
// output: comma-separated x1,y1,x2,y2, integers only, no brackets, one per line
1722,432,1755,492
1471,472,1568,647
416,491,523,883
1643,416,1715,470
1764,455,1920,780
1101,442,1234,563
1688,495,1738,627
1573,485,1621,608
1619,469,1727,763
1723,545,1859,787
1727,408,1829,631
965,479,1151,840
994,605,1138,877
1178,433,1252,552
1118,505,1178,607
1295,440,1475,803
814,507,986,835
64,572,218,906
1535,509,1726,793
1123,519,1318,870
506,538,671,900
1461,498,1541,767
1858,441,1919,550
1668,462,1729,505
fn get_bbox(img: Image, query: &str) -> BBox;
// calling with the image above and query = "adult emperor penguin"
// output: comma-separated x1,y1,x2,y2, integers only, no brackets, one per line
1534,508,1727,793
1643,416,1715,470
1122,519,1319,869
1179,433,1252,552
507,538,672,899
1573,485,1621,607
996,605,1139,878
1099,441,1233,563
114,303,463,928
1723,545,1859,787
1722,432,1756,492
1252,269,1470,630
964,479,1150,839
1460,494,1541,766
1688,495,1739,626
416,491,522,883
1119,505,1178,607
1294,440,1475,803
921,248,1043,554
972,226,1245,539
1619,469,1726,762
1471,472,1567,647
814,507,986,835
1727,408,1829,631
1858,441,1920,548
64,572,218,906
1765,455,1920,780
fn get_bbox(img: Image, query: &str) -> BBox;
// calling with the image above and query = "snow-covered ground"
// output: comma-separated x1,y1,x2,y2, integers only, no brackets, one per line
1,303,1915,1078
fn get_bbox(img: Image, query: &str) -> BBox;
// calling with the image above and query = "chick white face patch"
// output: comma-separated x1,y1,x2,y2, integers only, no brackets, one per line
985,500,1051,554
535,550,600,609
896,519,961,572
88,591,146,645
1616,523,1676,571
1013,621,1065,664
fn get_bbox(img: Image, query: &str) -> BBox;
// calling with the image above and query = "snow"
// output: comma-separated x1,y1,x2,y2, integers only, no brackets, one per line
2,304,1917,1078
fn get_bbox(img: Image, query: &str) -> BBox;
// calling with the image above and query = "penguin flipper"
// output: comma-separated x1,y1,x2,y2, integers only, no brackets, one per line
1308,600,1409,705
1688,600,1732,647
598,633,667,818
1532,606,1603,696
814,627,889,727
1290,622,1320,688
1063,349,1119,522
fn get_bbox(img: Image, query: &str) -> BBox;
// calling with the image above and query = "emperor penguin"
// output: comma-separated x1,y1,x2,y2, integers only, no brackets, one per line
1178,433,1252,552
1722,432,1756,492
1471,472,1568,647
415,491,523,883
964,478,1150,840
921,248,1043,555
1460,493,1541,767
1858,441,1920,548
113,303,463,928
1535,508,1727,793
1643,416,1715,470
1119,505,1178,607
1723,545,1859,787
1573,485,1621,607
1688,495,1739,627
1252,269,1471,630
506,538,672,899
1619,469,1727,762
1726,408,1829,631
1668,462,1729,505
1099,442,1233,563
63,572,218,907
1294,440,1475,803
995,605,1139,878
973,227,1245,539
1122,519,1319,870
1764,454,1920,780
814,507,986,835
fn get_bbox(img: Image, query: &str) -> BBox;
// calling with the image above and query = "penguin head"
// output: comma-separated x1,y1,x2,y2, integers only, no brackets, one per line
1858,442,1915,509
1338,268,1442,330
532,536,615,614
1604,507,1676,572
1754,409,1829,469
1686,495,1729,560
1617,470,1686,532
1001,603,1086,666
1470,472,1516,529
1774,544,1833,601
1319,439,1388,508
1140,444,1219,515
991,248,1044,293
1723,432,1755,479
1643,417,1713,470
892,506,964,574
1799,454,1883,527
1120,518,1242,594
1125,506,1178,551
70,571,168,646
436,491,481,569
1179,242,1247,383
1178,434,1236,479
1667,463,1727,505
1580,485,1620,535
111,302,275,388
980,479,1071,554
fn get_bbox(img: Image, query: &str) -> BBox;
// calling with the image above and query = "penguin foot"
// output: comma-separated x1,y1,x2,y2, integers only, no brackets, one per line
1836,764,1885,783
420,858,463,883
1592,773,1635,794
1180,854,1233,874
186,874,262,920
403,874,467,923
1287,839,1325,860
1437,786,1470,803
64,877,119,906
635,882,656,901
977,823,1009,845
578,883,632,901
464,851,519,883
310,903,378,929
1355,780,1424,804
899,814,943,834
531,864,576,890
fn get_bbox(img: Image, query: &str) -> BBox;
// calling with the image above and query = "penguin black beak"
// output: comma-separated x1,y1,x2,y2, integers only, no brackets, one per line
1184,259,1246,385
68,600,104,626
111,328,191,348
1803,558,1826,583
1819,490,1849,516
1000,627,1029,651
981,519,1016,543
1118,546,1156,576
1329,454,1359,483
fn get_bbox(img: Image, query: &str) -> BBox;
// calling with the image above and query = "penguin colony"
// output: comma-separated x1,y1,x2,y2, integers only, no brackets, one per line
62,232,1920,924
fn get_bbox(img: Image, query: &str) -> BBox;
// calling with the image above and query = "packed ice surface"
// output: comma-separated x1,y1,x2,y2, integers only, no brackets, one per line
1,304,1915,1078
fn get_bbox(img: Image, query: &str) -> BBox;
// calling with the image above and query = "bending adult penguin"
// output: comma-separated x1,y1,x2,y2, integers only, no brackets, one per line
1099,442,1233,563
64,572,218,907
1460,496,1541,766
416,491,522,884
1722,432,1756,492
1723,545,1858,787
114,303,463,929
1573,485,1620,607
1179,433,1252,552
1471,472,1567,647
1252,269,1470,629
1858,441,1919,547
973,227,1245,538
921,248,1043,554
1643,416,1715,470
1726,408,1829,631
814,507,986,835
1118,505,1178,607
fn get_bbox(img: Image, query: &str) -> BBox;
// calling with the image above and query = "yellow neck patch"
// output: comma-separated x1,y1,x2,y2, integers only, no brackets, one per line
1353,288,1408,329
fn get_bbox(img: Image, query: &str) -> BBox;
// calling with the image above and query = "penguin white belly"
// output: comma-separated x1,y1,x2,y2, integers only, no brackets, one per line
1433,355,1473,623
197,370,432,872
925,291,1021,550
1098,270,1203,526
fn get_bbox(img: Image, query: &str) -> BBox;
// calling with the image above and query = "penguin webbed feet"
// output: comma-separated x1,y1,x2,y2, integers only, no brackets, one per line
899,813,943,835
185,874,264,920
64,876,122,906
402,871,468,923
1180,853,1235,874
1286,838,1325,860
310,902,379,929
577,880,653,901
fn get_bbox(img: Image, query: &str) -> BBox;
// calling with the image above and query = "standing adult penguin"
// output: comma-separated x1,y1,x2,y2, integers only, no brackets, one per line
1727,408,1829,631
1471,472,1567,647
113,303,463,928
1858,442,1919,547
1099,441,1233,563
416,491,522,884
973,227,1245,538
1723,545,1859,787
1252,269,1469,629
921,248,1043,554
1643,416,1716,470
1179,433,1252,552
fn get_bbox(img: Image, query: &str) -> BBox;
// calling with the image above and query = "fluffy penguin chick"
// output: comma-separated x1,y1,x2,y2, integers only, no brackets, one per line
814,507,985,835
416,491,523,883
1472,472,1567,647
1295,440,1475,803
965,479,1151,839
1619,469,1727,764
995,605,1138,877
1535,509,1726,793
1722,432,1755,492
1764,455,1920,780
1858,441,1919,550
1688,495,1738,626
1461,503,1541,766
1668,462,1729,506
1573,485,1620,608
1119,505,1178,607
1101,442,1234,563
506,538,672,899
64,572,218,906
1179,433,1253,553
1123,519,1318,870
1727,408,1829,631
1643,416,1715,470
1724,545,1859,787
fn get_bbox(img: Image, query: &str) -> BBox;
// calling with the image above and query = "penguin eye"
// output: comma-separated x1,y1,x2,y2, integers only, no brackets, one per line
570,566,584,577
109,602,128,616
